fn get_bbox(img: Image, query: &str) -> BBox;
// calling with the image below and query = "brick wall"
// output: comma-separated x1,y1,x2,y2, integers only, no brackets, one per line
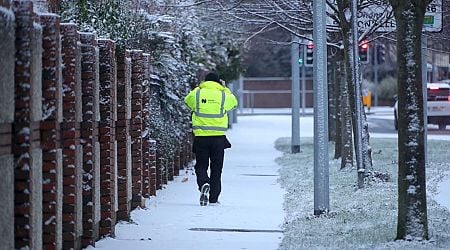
2,1,193,248
242,78,314,108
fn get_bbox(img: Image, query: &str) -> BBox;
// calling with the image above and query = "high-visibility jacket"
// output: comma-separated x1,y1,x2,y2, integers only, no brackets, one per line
184,80,238,136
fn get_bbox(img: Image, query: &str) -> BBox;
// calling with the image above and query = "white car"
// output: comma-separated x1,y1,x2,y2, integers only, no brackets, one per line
394,83,450,130
439,79,450,85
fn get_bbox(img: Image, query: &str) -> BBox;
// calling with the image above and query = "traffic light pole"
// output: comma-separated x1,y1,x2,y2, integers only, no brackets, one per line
301,48,306,115
313,0,329,215
374,44,379,107
291,35,300,153
422,34,428,163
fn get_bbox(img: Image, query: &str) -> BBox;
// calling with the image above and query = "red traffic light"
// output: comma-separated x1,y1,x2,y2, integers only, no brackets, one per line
360,40,369,50
307,42,314,50
359,40,369,64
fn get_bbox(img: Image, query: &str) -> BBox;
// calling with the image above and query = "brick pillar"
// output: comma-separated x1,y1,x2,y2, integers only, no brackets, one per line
163,158,169,185
98,39,117,237
12,1,43,249
168,156,174,181
181,137,191,169
156,151,163,190
188,135,194,162
179,145,185,170
130,50,144,209
79,32,100,247
0,4,15,249
116,50,132,220
149,139,157,196
60,23,83,250
39,13,63,249
175,151,181,175
141,53,151,198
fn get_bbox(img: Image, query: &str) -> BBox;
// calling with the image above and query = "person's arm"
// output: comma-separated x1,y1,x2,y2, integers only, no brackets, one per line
184,88,199,111
224,87,238,112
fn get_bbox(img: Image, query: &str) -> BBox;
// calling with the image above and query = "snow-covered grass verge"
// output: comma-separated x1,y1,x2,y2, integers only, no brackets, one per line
276,137,450,250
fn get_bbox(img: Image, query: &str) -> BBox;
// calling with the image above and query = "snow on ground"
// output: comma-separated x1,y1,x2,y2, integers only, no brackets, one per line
89,115,289,250
90,107,450,250
277,136,450,249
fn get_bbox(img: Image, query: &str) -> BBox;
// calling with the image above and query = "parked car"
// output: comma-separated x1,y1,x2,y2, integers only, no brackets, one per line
439,79,450,85
394,83,450,130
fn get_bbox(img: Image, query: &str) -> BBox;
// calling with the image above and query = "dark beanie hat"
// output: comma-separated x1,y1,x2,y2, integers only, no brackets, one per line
204,72,221,83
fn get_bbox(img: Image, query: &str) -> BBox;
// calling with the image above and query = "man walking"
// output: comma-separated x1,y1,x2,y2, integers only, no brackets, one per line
184,72,238,206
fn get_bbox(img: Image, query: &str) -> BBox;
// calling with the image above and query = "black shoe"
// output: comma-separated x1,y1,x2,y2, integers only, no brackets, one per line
209,201,220,206
199,183,210,206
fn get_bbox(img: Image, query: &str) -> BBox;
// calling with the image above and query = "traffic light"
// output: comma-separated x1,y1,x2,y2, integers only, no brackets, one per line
377,44,386,64
305,41,314,67
359,40,369,64
298,45,303,65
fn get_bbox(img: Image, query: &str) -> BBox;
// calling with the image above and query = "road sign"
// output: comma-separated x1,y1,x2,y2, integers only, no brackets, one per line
327,0,442,32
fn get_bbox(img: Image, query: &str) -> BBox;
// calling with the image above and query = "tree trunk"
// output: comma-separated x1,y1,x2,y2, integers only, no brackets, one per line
336,0,373,174
340,67,353,169
336,1,354,169
361,108,373,170
334,60,343,160
389,0,430,241
328,49,337,143
342,35,373,173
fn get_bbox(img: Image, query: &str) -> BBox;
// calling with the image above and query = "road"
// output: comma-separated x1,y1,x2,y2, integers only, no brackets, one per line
367,107,450,135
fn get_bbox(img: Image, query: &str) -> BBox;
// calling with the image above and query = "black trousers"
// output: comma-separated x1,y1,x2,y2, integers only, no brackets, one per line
193,136,228,203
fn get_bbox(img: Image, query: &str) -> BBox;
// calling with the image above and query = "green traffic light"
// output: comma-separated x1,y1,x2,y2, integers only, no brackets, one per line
298,58,303,65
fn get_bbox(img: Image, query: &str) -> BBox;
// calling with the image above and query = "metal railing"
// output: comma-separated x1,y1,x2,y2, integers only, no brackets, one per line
239,89,314,114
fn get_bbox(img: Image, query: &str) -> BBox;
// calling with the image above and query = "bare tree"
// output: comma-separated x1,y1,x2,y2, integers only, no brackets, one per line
204,0,378,173
387,0,431,241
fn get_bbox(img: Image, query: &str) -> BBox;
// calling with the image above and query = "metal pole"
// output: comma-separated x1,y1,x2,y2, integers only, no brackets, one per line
431,40,437,82
232,80,238,123
238,74,244,114
422,34,428,163
374,44,379,107
251,92,254,114
313,0,329,215
301,42,307,114
291,35,301,153
228,82,235,126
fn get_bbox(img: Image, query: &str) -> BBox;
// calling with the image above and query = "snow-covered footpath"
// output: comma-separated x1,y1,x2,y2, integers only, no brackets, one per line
89,116,288,250
90,108,450,249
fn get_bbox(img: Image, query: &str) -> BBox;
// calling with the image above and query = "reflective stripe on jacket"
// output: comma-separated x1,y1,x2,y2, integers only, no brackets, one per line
184,81,238,136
